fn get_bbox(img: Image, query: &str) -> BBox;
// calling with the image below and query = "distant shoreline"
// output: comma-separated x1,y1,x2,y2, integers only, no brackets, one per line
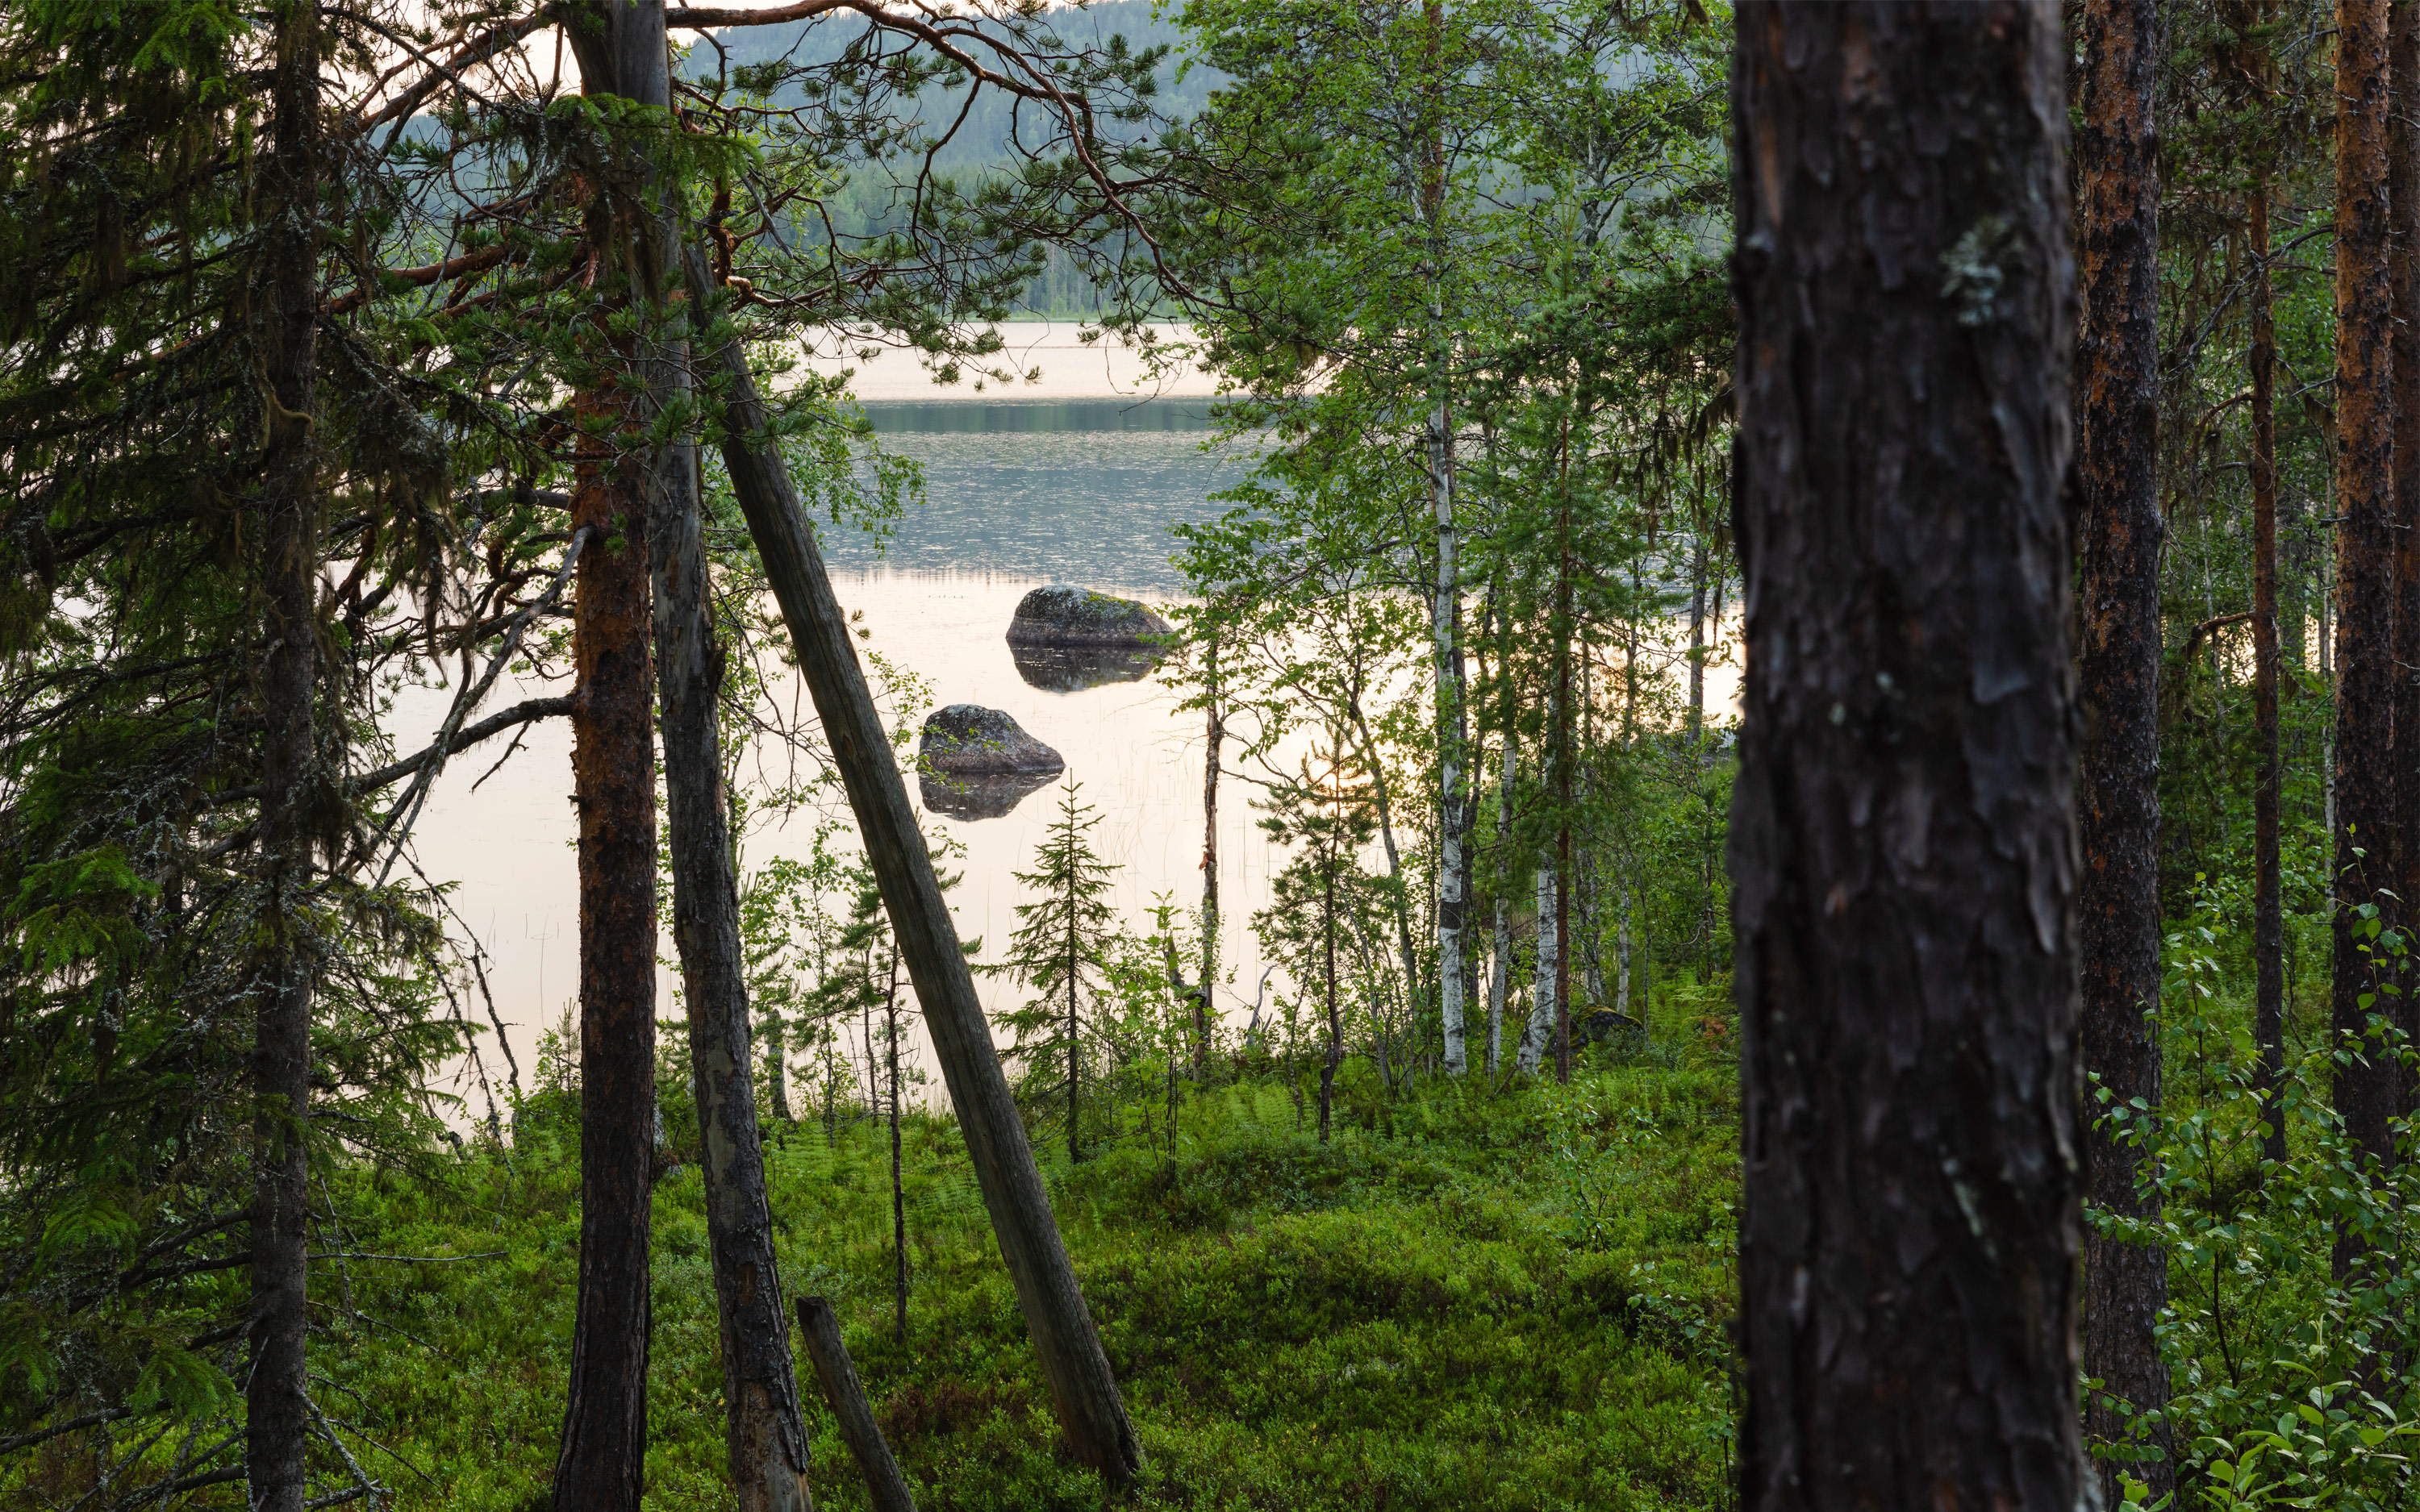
805,320,1223,404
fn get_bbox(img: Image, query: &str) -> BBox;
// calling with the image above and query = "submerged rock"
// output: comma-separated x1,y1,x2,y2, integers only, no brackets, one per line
1012,642,1158,694
920,766,1059,821
919,703,1064,776
1005,584,1173,649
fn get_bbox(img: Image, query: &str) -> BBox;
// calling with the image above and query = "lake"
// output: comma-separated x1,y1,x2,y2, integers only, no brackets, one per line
409,377,1290,1118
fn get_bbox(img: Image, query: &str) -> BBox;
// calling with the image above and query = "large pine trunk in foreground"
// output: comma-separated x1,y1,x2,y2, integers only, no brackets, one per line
2389,0,2420,1114
2073,0,2171,1495
2332,0,2399,1270
553,6,665,1507
1729,4,2087,1507
249,7,322,1508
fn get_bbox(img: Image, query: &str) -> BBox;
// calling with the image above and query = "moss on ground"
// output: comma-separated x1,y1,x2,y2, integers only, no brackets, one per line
323,1051,1738,1511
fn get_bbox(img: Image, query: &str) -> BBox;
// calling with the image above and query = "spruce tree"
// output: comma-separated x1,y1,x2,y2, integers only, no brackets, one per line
998,781,1120,1164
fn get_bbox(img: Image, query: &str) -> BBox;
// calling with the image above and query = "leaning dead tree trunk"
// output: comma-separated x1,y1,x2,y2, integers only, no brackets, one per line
249,7,321,1508
553,7,665,1508
684,248,1141,1486
2333,0,2400,1281
797,1298,918,1512
1729,4,2088,1509
2074,0,2171,1497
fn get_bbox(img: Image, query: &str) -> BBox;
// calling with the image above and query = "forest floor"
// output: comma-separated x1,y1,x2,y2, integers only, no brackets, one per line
323,1002,1741,1512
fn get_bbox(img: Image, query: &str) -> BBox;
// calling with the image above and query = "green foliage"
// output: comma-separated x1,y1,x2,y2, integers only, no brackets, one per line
2088,883,2420,1509
131,1054,1739,1512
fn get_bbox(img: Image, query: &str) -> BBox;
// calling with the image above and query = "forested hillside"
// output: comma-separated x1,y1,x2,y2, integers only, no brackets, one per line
0,2,2408,1510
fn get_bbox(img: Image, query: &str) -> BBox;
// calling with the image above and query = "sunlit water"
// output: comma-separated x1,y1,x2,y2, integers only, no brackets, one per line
411,397,1288,1119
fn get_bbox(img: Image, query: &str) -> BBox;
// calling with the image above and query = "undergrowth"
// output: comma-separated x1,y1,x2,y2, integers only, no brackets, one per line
312,1048,1740,1511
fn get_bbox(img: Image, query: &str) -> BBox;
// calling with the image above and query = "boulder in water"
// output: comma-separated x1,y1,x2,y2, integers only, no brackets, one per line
1005,584,1173,649
919,703,1064,776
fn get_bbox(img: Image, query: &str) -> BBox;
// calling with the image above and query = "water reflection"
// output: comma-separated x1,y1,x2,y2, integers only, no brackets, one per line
413,398,1279,1119
823,400,1248,592
1011,643,1160,692
920,766,1062,821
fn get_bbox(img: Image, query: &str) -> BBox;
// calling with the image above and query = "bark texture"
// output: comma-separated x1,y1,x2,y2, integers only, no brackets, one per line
2251,181,2287,1165
797,1297,918,1512
686,248,1141,1485
656,412,815,1506
553,7,666,1506
1729,6,2087,1510
2389,0,2420,1114
248,8,320,1506
2333,0,2400,1263
2073,0,2170,1493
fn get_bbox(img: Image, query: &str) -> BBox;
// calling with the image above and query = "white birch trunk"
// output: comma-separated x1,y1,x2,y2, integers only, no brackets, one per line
1433,394,1467,1075
1517,864,1558,1076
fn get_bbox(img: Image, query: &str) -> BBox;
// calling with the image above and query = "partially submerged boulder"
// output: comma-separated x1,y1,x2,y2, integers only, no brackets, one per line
919,703,1064,776
1005,585,1173,649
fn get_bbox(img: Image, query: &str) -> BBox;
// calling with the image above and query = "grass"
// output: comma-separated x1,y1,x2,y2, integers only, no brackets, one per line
316,1039,1741,1511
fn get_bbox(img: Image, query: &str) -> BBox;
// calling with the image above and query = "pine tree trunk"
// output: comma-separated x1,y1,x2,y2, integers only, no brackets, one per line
1729,6,2088,1508
2333,0,2401,1283
2251,177,2288,1165
654,373,814,1508
2388,0,2420,1117
249,9,320,1506
2073,0,2171,1493
553,10,666,1506
683,248,1140,1485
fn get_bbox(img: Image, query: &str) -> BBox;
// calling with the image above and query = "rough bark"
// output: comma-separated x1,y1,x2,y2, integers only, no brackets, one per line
654,388,814,1509
2334,0,2401,1277
686,248,1141,1485
2251,179,2288,1165
248,8,320,1507
1729,6,2088,1510
553,8,666,1506
796,1298,919,1512
2073,0,2170,1493
2389,0,2420,1116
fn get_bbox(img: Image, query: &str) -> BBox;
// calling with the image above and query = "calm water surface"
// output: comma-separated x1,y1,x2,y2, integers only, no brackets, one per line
415,399,1282,1114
